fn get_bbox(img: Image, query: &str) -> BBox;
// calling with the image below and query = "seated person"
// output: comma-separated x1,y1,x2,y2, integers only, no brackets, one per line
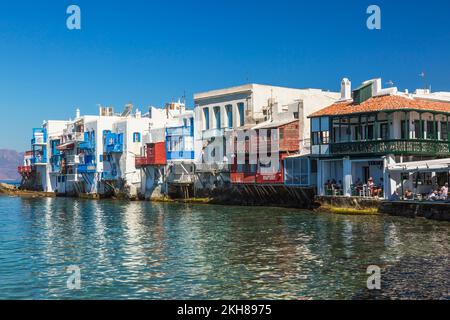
427,190,438,201
440,183,449,200
367,177,375,196
404,189,413,200
389,191,400,201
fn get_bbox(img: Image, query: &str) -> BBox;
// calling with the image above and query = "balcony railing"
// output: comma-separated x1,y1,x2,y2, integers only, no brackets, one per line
202,128,224,140
101,172,119,181
230,172,256,184
31,156,47,165
65,155,81,166
77,164,97,173
330,139,450,156
31,136,46,145
104,133,124,153
32,128,47,145
195,163,230,173
105,144,123,153
167,150,195,160
79,140,95,150
166,126,193,137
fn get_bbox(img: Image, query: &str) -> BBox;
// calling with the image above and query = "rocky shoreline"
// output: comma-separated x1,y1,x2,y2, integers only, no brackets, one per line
0,183,56,198
355,256,449,300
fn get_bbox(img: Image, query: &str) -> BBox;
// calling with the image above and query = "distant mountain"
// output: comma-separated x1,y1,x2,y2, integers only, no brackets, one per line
0,149,23,181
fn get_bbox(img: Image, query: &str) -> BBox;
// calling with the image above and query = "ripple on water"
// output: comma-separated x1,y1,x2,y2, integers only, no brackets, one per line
0,196,449,299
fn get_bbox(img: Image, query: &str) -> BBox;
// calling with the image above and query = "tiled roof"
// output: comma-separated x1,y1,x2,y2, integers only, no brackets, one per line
309,95,450,117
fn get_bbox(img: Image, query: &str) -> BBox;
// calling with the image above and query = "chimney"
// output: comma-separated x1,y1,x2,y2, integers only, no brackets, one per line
76,108,80,118
341,78,351,100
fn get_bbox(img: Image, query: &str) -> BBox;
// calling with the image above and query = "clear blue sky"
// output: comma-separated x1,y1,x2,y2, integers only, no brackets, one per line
1,0,449,151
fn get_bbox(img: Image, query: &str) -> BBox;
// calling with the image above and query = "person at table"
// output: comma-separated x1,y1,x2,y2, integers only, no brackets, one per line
367,177,375,196
440,183,449,200
389,191,400,201
374,178,384,198
427,189,438,201
404,189,413,200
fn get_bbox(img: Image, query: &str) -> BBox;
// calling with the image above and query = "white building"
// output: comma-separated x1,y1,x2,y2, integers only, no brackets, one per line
193,83,340,190
308,78,450,198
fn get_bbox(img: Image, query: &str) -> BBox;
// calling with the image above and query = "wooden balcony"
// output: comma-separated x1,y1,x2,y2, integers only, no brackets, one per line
135,142,166,167
330,139,450,156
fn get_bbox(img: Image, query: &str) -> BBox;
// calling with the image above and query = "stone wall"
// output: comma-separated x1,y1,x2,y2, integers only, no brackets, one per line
315,196,381,210
379,201,450,221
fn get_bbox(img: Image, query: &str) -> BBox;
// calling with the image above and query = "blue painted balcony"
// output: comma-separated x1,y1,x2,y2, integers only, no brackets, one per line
104,133,124,153
31,156,47,165
166,126,194,137
77,163,97,173
79,132,95,150
101,172,119,181
31,128,47,145
167,150,195,160
50,154,63,173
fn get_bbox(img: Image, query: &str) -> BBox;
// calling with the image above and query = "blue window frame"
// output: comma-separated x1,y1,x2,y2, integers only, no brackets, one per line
226,105,233,128
203,108,210,130
214,106,221,129
133,132,141,142
238,103,245,127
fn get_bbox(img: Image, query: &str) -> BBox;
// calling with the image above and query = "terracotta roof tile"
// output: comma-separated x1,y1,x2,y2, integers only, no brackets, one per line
309,95,450,117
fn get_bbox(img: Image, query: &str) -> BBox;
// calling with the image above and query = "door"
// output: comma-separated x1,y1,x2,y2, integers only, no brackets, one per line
363,166,370,183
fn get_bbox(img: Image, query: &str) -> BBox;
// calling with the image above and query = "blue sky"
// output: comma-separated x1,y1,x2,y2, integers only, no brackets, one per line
1,0,449,151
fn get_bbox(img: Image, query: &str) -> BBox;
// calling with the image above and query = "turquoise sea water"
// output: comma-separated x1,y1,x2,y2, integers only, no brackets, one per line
0,195,448,300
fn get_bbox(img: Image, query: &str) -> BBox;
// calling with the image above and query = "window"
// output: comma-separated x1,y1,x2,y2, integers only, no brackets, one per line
225,105,233,128
311,117,329,145
321,131,329,144
293,112,299,119
441,122,448,141
367,124,374,140
238,103,245,127
312,131,329,145
203,108,210,130
400,120,407,139
312,132,320,145
133,132,141,142
426,121,437,140
214,106,221,129
279,128,284,140
380,123,389,140
414,120,424,139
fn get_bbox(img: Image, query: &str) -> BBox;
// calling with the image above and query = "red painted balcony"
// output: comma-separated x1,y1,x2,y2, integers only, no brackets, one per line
231,172,256,184
255,172,284,184
18,166,32,174
135,142,167,167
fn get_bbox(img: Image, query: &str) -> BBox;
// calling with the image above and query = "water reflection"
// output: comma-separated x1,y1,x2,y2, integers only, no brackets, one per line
0,195,449,299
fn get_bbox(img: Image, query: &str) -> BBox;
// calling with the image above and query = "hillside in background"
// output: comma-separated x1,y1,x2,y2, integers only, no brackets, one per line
0,149,23,181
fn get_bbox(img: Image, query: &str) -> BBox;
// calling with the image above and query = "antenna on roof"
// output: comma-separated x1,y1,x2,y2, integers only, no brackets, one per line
386,80,394,87
419,71,428,91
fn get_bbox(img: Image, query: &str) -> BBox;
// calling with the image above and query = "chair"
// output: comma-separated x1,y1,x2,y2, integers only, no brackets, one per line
360,184,368,197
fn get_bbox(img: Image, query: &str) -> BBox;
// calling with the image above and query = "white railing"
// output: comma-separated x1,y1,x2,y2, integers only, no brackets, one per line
195,163,230,173
202,128,224,140
66,155,81,165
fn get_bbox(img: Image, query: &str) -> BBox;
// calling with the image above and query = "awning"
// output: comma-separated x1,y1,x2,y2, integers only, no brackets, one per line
387,158,450,173
57,142,75,151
